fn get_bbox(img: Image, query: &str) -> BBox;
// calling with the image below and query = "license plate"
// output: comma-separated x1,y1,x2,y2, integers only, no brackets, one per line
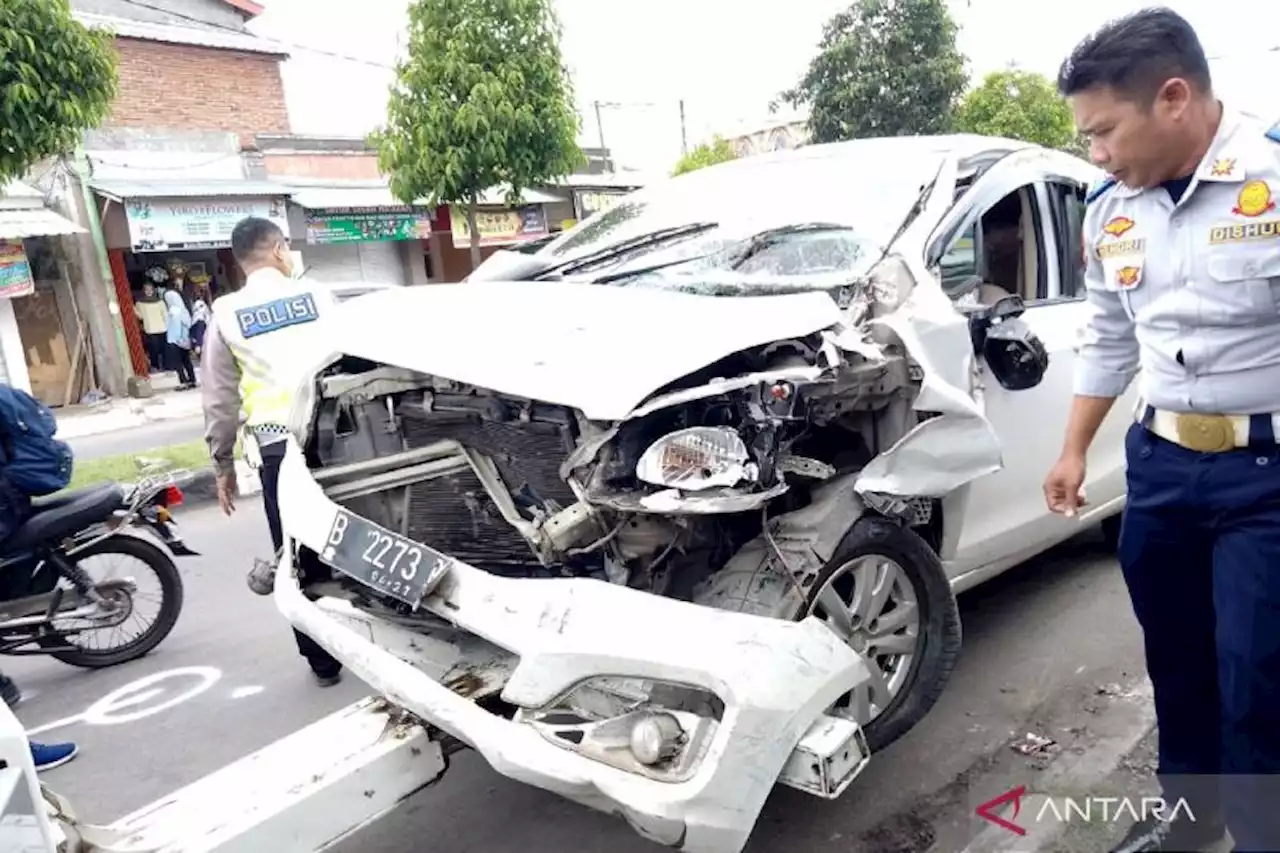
321,510,451,608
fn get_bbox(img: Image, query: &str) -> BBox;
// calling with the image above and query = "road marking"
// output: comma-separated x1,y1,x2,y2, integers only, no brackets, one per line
230,685,264,699
25,666,222,736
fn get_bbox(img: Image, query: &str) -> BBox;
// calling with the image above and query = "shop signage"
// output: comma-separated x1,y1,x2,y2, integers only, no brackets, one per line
305,207,432,245
0,240,35,298
124,197,289,252
450,205,548,249
573,189,630,220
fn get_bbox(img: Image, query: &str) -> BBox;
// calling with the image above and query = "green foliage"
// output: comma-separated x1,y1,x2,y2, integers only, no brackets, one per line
780,0,967,144
672,136,738,176
374,0,583,266
0,0,118,184
954,69,1078,151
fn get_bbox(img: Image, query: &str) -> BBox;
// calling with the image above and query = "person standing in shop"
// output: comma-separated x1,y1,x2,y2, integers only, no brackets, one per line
135,282,168,372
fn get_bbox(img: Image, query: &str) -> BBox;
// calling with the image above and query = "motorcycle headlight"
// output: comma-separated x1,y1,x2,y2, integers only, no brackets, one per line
634,427,757,491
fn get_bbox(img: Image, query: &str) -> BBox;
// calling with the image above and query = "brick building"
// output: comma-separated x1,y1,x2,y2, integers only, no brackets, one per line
58,0,297,388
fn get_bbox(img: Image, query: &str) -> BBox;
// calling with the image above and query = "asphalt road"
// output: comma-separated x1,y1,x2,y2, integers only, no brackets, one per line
66,415,205,462
3,504,1146,852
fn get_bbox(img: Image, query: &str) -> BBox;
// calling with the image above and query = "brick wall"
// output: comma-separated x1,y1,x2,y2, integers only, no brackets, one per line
107,37,290,140
262,153,383,180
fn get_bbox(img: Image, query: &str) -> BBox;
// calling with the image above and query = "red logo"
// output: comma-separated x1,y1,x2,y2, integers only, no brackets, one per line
976,785,1027,836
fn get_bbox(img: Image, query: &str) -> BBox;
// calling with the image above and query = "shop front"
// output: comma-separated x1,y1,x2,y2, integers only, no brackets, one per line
0,182,89,405
90,178,292,378
284,184,434,286
438,193,561,280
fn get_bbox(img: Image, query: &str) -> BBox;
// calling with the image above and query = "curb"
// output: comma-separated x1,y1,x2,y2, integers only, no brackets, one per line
169,460,263,509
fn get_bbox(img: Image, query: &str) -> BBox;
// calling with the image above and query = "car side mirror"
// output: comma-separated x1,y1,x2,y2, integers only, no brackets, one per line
964,295,1048,390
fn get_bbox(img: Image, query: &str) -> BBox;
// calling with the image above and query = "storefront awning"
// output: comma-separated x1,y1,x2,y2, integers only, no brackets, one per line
89,178,293,202
289,186,422,210
0,207,86,240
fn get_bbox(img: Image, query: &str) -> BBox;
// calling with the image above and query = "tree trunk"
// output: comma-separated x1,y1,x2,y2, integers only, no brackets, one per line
466,199,482,272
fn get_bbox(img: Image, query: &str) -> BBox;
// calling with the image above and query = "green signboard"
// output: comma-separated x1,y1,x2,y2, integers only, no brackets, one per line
305,208,432,245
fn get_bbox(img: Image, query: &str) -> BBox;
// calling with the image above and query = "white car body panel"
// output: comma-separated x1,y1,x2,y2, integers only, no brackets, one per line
324,281,846,422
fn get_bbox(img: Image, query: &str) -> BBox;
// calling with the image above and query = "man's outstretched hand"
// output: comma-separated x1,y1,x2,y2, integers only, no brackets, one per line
217,469,237,516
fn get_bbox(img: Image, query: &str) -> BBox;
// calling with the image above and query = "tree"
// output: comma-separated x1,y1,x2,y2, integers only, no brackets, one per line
672,136,738,176
779,0,967,144
954,69,1078,151
0,0,117,185
374,0,583,270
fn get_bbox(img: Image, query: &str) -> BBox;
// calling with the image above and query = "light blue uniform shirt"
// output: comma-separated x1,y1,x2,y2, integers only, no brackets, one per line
1075,109,1280,415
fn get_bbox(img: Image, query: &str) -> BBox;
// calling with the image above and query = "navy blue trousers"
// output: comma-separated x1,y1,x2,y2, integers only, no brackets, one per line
1120,420,1280,851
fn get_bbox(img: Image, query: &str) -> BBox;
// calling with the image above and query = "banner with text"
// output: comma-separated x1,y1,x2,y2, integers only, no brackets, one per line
305,208,432,245
125,197,289,252
449,205,548,249
0,240,35,298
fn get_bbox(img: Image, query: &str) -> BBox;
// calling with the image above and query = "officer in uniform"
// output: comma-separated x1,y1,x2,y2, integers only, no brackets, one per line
1043,9,1280,853
202,216,343,687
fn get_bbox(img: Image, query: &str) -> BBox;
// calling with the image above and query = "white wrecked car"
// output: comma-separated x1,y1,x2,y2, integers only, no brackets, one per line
272,135,1138,852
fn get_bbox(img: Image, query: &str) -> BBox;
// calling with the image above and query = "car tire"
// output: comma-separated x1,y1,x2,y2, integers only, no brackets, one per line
1100,513,1122,551
695,514,962,753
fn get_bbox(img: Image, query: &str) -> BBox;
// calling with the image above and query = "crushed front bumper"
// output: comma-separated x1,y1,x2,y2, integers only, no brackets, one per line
274,439,872,853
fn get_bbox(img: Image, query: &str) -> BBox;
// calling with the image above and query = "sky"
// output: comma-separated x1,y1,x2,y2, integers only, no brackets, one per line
246,0,1280,173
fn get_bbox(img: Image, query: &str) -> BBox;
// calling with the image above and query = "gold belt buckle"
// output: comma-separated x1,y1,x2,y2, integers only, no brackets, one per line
1174,413,1237,453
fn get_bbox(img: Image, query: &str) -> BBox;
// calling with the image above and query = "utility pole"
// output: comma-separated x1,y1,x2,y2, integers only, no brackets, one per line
679,100,688,156
592,100,612,172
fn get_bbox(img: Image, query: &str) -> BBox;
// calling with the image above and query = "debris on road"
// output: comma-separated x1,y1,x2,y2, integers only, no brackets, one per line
1011,732,1057,756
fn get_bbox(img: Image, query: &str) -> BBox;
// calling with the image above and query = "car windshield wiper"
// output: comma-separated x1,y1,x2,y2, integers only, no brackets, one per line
534,222,718,280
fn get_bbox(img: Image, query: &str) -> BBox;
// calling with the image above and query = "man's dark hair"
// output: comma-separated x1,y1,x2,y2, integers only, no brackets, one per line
230,216,286,266
1058,7,1211,105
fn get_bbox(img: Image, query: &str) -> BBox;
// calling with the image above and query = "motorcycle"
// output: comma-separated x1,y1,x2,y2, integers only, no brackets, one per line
0,472,193,668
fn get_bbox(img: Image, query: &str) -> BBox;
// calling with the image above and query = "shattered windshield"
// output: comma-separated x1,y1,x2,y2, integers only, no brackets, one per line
536,145,947,292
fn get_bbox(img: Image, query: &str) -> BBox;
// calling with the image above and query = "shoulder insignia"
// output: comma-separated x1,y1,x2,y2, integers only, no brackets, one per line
1267,119,1280,144
1086,177,1118,204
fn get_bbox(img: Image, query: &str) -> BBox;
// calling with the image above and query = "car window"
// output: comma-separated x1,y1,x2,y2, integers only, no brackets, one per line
939,184,1047,305
939,223,980,294
1046,181,1088,299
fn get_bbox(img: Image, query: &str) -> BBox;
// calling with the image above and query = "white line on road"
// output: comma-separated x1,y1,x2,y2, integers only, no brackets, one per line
25,666,222,737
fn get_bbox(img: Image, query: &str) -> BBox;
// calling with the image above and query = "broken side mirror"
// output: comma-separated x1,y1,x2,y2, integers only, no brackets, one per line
964,295,1048,390
982,318,1050,390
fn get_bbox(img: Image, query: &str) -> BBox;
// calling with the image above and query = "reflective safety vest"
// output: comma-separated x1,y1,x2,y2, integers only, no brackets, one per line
211,270,338,432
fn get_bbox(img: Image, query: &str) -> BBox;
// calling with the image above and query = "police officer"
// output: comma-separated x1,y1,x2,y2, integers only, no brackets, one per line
1043,9,1280,853
202,216,343,687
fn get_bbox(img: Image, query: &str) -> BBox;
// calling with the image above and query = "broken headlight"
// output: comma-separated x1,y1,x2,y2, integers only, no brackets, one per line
634,426,757,491
517,677,723,782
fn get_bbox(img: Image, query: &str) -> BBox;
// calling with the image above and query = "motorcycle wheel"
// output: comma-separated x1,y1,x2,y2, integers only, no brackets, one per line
36,535,185,669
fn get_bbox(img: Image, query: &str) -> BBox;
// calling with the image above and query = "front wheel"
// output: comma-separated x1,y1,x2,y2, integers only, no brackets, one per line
696,514,961,753
36,535,185,668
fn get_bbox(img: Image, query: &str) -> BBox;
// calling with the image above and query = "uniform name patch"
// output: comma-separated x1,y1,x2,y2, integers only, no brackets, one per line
236,294,320,339
1209,220,1280,244
1096,238,1146,260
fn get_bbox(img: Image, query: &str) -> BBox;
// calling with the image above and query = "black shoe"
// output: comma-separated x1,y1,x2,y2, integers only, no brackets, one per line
0,676,20,708
1112,809,1227,852
312,669,342,688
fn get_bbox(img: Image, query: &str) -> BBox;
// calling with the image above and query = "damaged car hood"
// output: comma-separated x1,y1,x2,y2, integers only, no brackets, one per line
327,280,845,421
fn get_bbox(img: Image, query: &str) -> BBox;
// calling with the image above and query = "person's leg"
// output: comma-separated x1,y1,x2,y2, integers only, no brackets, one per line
0,672,20,708
259,441,343,684
1111,423,1225,852
1208,443,1280,853
179,348,196,386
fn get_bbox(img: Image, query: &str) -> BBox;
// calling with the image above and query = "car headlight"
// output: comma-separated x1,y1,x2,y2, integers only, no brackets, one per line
634,427,757,491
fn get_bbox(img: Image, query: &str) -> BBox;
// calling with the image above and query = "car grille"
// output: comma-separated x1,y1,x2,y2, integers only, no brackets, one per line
399,410,576,569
